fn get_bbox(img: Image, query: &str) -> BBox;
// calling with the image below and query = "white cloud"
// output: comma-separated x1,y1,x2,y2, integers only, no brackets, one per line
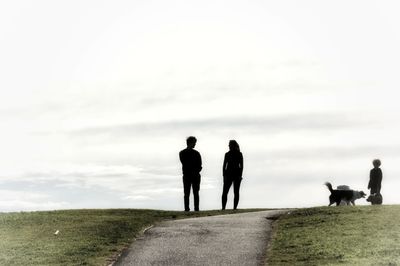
0,190,70,212
123,195,153,201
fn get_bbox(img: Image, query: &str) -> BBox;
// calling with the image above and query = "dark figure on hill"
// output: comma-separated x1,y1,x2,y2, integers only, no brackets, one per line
367,159,383,205
179,136,202,211
222,140,243,210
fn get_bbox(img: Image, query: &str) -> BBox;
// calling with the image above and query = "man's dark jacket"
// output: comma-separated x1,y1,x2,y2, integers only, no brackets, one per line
179,148,202,177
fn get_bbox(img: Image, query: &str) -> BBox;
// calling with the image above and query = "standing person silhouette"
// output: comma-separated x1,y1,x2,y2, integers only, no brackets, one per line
368,159,383,204
222,140,243,210
179,136,202,211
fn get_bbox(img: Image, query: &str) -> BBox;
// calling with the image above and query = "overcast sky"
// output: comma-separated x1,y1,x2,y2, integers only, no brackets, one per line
1,1,400,212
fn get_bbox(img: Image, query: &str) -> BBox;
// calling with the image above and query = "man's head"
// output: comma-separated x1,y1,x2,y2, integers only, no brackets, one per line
186,136,197,149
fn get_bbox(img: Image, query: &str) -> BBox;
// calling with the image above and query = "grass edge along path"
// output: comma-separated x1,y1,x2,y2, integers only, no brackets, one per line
0,208,266,265
266,205,400,266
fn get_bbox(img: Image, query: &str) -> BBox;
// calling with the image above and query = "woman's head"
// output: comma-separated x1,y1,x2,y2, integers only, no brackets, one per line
372,159,381,168
229,140,240,151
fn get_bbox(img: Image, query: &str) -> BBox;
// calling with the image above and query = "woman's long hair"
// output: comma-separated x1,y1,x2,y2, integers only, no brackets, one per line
229,140,240,151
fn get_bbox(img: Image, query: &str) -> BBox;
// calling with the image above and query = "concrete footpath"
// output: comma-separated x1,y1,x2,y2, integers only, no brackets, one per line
115,210,287,266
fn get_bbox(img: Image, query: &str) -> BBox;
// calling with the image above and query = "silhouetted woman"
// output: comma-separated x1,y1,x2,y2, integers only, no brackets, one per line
222,140,243,210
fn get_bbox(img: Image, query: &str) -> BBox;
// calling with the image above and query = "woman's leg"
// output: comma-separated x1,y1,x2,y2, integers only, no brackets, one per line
233,178,242,209
222,179,233,210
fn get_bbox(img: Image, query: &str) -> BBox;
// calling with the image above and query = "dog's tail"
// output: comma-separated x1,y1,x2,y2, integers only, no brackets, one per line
325,182,333,192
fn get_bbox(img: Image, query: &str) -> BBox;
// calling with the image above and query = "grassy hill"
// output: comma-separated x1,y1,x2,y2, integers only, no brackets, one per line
0,208,263,265
2,206,399,265
267,205,400,265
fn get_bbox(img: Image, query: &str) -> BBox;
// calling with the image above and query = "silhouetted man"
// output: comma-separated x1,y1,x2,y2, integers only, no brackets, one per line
179,136,202,211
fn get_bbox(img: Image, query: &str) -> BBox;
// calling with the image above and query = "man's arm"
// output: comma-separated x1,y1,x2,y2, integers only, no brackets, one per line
197,151,202,173
179,151,183,164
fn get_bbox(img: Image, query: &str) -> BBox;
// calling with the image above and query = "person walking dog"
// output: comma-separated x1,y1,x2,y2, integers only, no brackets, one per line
367,159,383,205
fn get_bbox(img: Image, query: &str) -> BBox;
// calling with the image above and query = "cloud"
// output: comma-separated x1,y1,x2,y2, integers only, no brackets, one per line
0,163,216,203
0,162,220,211
16,164,178,190
265,145,400,160
65,113,373,139
0,190,70,212
123,195,153,201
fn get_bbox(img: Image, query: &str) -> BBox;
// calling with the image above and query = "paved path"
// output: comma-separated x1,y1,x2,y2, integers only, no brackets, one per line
115,210,287,266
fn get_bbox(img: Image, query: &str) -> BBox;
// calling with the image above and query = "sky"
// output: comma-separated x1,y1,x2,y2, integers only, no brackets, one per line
1,0,400,212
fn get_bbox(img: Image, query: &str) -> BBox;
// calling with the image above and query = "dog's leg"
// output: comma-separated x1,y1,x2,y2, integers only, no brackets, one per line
328,198,334,206
351,200,355,206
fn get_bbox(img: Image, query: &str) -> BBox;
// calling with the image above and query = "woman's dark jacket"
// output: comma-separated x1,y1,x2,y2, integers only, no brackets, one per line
223,150,243,179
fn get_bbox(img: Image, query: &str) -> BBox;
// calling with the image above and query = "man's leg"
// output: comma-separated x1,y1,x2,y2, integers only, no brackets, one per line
233,178,242,210
183,176,191,211
221,179,233,210
192,176,201,211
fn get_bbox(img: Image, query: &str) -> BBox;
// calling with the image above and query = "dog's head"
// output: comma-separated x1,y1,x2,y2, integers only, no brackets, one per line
353,190,366,200
359,191,367,198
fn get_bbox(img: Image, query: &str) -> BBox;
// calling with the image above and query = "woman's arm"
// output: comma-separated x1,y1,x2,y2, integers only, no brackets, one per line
222,153,227,177
239,152,243,177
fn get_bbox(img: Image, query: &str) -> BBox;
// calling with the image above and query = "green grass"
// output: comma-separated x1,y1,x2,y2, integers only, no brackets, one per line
0,208,264,265
267,205,400,266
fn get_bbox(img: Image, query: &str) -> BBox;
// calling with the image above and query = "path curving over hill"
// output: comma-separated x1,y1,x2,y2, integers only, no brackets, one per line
115,210,287,266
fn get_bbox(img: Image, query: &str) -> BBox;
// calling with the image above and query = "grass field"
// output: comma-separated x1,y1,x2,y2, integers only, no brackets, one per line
0,208,264,265
267,205,400,266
